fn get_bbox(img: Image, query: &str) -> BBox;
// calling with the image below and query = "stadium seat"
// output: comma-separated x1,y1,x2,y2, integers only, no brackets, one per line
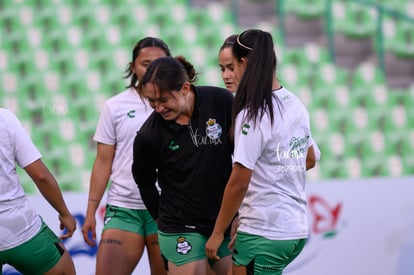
325,84,351,111
303,42,331,65
400,129,414,156
381,155,404,178
2,0,412,184
359,83,389,110
352,62,386,88
360,130,387,158
197,67,222,87
383,103,408,132
333,1,377,38
293,85,313,109
277,63,311,94
345,157,363,179
344,108,384,154
284,0,324,19
310,108,330,135
313,62,349,91
388,20,414,58
401,155,414,175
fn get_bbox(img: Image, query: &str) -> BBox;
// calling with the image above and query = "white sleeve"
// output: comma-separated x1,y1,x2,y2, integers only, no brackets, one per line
9,112,41,168
308,136,321,161
233,111,269,170
94,102,116,145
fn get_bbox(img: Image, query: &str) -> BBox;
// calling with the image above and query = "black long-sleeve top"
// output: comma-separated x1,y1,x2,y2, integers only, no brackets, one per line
132,86,234,237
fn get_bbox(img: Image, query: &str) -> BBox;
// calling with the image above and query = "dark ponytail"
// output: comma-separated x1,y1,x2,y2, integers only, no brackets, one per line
232,29,278,128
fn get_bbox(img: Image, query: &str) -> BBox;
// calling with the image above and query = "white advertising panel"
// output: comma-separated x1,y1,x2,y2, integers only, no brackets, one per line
3,177,414,275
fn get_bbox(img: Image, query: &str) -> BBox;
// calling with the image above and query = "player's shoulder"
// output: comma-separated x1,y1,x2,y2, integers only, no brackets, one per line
105,88,132,104
0,108,18,123
196,85,234,103
0,107,15,117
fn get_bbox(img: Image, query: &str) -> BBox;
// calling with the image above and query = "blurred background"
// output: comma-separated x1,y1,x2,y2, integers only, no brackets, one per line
1,0,414,274
1,0,413,192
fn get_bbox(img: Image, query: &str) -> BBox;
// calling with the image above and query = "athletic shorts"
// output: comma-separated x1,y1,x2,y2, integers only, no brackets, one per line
158,231,231,267
0,221,64,275
233,231,307,275
103,205,158,236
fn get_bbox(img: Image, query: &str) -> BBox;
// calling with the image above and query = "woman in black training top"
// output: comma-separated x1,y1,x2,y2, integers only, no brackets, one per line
132,56,234,275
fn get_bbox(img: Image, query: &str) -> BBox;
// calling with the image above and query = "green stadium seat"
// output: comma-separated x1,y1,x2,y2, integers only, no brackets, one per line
319,158,350,179
0,96,19,117
384,128,404,156
360,156,383,178
343,106,383,136
153,0,187,5
294,85,313,109
375,0,407,12
327,133,346,160
383,104,408,132
333,1,377,38
1,71,18,94
401,155,414,175
358,83,388,111
310,108,331,135
303,42,331,65
345,157,363,179
352,62,386,88
284,0,324,19
312,62,349,95
197,67,222,87
360,130,386,158
277,63,311,93
400,129,414,156
309,62,349,111
2,0,412,184
41,4,73,27
196,1,235,43
405,1,414,18
279,47,310,68
325,85,351,111
380,155,404,178
385,19,414,58
0,48,9,73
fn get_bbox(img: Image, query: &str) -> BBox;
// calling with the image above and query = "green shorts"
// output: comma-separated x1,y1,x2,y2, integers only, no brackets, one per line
0,221,64,275
103,205,158,236
158,231,231,267
233,231,307,275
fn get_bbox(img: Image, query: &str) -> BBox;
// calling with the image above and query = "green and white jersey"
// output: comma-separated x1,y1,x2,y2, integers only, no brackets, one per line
0,108,42,251
233,87,312,240
94,88,153,209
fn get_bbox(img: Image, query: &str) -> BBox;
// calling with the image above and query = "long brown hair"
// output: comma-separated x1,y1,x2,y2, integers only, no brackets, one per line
232,29,279,128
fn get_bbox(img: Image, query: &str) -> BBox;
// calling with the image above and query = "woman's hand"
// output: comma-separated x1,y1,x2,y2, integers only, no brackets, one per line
206,231,224,261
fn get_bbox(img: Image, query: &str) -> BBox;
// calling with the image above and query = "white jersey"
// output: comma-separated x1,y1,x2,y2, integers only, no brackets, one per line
94,88,153,209
0,108,42,251
233,87,312,240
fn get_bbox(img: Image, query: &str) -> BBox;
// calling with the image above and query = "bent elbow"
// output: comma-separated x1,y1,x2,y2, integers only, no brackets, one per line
306,159,316,170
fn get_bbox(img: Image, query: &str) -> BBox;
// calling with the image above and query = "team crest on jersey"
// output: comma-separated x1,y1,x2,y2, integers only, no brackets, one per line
176,237,192,255
205,118,222,140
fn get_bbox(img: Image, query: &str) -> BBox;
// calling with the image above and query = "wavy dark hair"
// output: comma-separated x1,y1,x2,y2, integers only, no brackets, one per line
137,55,198,97
124,37,171,89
